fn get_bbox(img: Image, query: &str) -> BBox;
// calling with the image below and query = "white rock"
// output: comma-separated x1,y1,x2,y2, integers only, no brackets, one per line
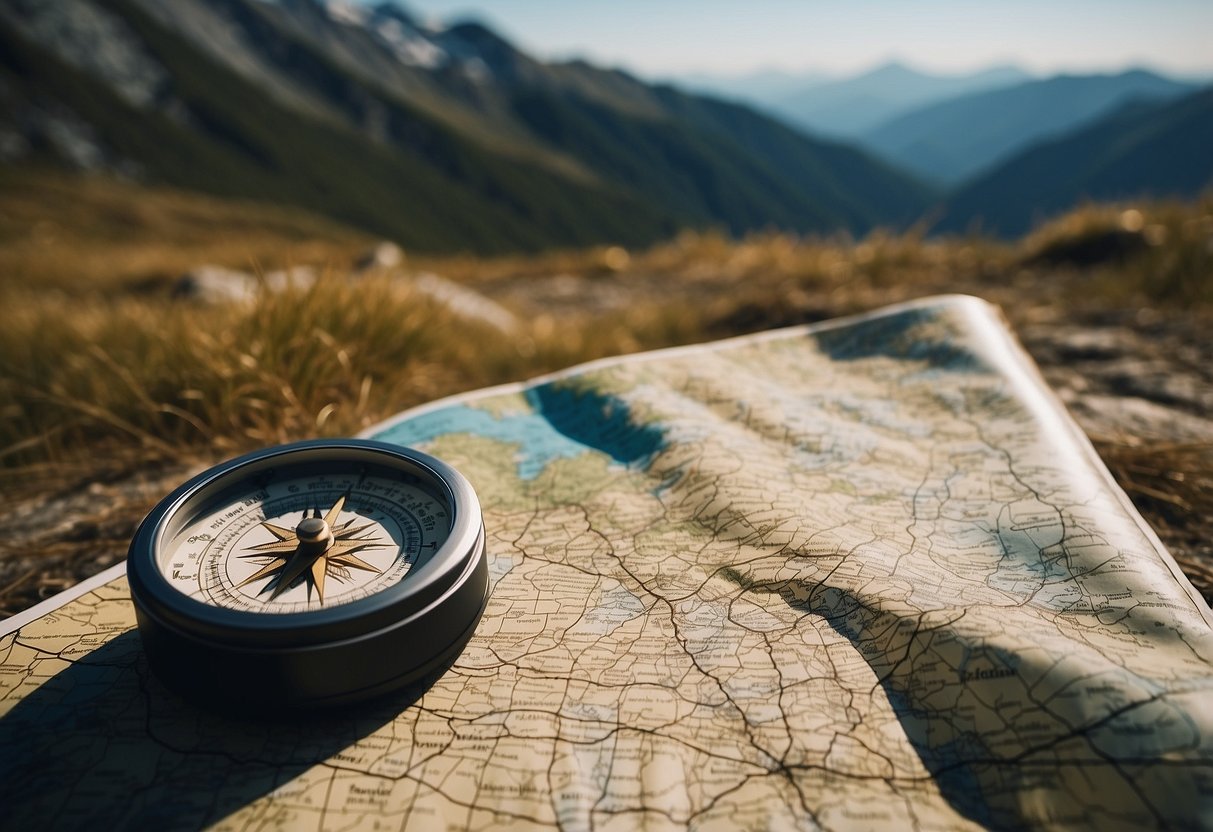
173,265,316,305
355,241,405,272
413,272,518,333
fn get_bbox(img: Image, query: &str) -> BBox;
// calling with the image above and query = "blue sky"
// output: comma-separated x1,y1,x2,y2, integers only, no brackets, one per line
382,0,1213,79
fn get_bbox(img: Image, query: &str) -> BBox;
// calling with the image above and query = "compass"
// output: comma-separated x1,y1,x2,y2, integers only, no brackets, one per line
127,439,488,710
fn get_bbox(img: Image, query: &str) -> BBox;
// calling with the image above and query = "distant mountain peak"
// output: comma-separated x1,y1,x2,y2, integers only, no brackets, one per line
369,2,421,28
860,59,1030,84
1117,67,1170,82
771,60,1035,137
864,60,921,79
321,0,367,27
361,2,446,68
434,20,528,79
934,86,1213,237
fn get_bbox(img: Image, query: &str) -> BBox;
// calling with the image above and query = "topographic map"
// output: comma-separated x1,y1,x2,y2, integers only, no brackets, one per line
2,295,1211,830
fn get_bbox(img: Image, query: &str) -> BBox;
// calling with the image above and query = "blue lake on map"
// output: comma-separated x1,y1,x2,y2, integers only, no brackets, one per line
375,402,588,479
375,385,667,481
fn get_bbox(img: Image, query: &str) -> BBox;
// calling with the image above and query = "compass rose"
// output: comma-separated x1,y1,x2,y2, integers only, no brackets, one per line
237,494,392,603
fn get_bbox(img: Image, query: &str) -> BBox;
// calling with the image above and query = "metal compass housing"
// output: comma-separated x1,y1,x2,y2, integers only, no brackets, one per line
127,439,488,710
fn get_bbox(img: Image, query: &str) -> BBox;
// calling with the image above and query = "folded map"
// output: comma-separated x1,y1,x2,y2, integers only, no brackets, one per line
2,295,1210,829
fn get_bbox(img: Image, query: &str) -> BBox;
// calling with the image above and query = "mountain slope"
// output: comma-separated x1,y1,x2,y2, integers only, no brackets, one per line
933,88,1213,237
0,2,673,252
647,86,932,228
863,70,1196,185
324,18,937,232
770,61,1032,138
0,0,934,253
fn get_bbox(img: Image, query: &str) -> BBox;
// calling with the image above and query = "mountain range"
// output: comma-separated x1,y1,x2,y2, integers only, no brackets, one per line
934,87,1213,237
861,70,1198,185
759,61,1034,139
0,0,1209,251
674,62,1205,187
0,0,930,253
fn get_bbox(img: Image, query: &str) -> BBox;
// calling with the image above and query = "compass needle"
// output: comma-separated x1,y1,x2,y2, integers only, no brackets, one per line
268,549,320,600
244,538,300,554
311,556,327,603
236,558,288,588
259,522,295,541
323,494,347,527
329,553,381,573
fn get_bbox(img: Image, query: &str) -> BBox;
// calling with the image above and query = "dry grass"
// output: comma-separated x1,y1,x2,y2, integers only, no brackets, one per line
0,173,697,475
1093,439,1213,600
1022,200,1213,308
0,278,703,480
0,169,372,292
0,172,1211,613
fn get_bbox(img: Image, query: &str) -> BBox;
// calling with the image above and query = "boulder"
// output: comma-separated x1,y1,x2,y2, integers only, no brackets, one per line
355,241,405,272
173,265,316,304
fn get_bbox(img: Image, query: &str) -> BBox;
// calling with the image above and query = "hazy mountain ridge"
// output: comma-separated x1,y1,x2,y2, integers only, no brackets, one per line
861,69,1198,185
673,61,1204,193
0,0,933,252
665,68,830,107
715,58,1210,233
934,86,1213,236
717,61,1035,138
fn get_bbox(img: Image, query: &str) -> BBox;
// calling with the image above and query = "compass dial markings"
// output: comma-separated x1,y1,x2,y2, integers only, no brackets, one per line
162,470,448,613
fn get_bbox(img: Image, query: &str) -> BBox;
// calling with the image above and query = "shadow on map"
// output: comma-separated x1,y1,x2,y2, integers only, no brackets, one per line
0,630,440,828
720,568,1017,829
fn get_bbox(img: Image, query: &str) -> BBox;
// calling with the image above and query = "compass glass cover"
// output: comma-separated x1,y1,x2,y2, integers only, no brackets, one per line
158,463,453,614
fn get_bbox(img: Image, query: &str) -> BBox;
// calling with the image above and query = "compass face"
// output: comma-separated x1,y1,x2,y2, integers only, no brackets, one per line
159,470,450,614
127,439,489,709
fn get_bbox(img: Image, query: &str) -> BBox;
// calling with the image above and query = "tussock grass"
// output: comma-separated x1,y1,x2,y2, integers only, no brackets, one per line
1094,439,1213,600
3,187,1210,478
0,275,704,481
1023,198,1213,308
1,278,437,465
